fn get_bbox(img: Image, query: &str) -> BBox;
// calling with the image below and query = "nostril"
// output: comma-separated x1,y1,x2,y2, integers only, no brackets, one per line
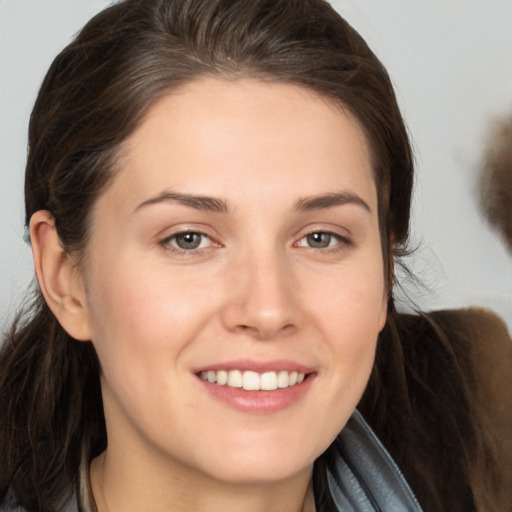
220,298,299,339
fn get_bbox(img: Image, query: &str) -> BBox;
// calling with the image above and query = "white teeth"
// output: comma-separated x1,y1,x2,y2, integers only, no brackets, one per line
227,370,242,388
200,369,306,391
217,370,228,385
261,371,278,390
277,370,289,388
242,371,260,390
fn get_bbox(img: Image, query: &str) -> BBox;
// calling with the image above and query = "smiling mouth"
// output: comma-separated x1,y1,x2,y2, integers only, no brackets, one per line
198,370,307,391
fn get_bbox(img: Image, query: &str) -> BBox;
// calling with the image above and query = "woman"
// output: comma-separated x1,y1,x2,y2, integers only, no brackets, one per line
0,1,508,511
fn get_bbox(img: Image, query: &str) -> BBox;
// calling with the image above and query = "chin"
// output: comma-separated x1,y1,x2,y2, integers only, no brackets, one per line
189,431,323,485
202,457,311,486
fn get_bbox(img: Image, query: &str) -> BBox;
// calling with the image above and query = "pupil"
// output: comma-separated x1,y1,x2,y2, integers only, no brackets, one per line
308,232,330,248
176,232,201,250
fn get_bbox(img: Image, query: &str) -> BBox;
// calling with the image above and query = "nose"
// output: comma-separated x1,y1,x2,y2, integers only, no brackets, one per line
220,250,301,340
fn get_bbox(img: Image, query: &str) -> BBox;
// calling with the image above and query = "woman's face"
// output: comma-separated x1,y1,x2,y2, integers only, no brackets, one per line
81,78,387,485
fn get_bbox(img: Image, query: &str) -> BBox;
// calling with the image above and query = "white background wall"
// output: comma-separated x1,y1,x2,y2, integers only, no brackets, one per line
1,0,511,332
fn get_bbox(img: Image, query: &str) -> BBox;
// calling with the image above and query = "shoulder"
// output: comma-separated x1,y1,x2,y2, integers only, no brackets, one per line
0,485,80,512
429,308,512,494
0,490,25,512
400,308,512,511
424,308,512,444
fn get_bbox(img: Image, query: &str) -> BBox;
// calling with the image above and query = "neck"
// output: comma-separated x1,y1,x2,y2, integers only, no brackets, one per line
90,448,312,512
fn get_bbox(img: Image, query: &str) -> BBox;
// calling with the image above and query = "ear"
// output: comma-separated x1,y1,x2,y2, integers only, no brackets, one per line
30,211,91,341
387,231,396,296
378,232,396,332
378,293,388,333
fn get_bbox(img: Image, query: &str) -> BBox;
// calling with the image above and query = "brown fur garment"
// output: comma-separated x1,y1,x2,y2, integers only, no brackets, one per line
360,308,512,512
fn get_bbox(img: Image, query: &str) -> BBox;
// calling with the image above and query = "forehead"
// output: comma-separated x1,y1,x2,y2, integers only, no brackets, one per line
104,77,375,214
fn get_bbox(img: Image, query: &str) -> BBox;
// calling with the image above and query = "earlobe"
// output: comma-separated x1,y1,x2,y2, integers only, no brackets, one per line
378,297,388,332
379,235,395,332
30,211,91,341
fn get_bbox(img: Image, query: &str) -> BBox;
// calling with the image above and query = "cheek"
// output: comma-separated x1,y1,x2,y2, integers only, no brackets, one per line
296,269,383,459
81,256,228,412
306,258,386,387
84,256,210,349
82,260,203,420
311,261,387,336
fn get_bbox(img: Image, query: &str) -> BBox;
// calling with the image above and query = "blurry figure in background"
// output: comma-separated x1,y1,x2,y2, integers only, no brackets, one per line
479,113,512,253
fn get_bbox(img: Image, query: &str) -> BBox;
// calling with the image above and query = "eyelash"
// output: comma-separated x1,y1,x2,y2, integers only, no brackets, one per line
159,230,217,255
295,230,352,253
159,228,351,256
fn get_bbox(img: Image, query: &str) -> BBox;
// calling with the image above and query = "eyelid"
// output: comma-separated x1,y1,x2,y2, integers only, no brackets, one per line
158,226,222,255
293,227,353,252
166,232,211,249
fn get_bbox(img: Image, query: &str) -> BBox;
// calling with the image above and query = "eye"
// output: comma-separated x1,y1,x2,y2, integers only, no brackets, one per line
296,231,348,250
162,231,213,251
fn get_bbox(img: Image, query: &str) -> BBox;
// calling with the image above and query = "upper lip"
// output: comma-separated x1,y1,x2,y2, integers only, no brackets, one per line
193,359,314,374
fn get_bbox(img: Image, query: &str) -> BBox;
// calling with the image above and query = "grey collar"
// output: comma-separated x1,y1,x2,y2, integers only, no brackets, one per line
316,409,423,511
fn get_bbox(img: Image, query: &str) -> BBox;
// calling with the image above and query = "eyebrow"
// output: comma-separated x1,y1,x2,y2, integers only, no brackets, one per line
134,190,370,215
134,191,230,213
294,192,371,213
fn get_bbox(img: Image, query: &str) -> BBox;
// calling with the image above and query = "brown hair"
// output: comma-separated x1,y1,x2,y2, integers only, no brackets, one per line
0,1,500,510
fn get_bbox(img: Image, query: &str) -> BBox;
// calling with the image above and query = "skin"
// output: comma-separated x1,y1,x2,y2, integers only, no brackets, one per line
31,78,388,512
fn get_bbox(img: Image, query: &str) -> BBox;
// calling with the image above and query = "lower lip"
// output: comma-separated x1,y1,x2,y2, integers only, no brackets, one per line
198,375,315,414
